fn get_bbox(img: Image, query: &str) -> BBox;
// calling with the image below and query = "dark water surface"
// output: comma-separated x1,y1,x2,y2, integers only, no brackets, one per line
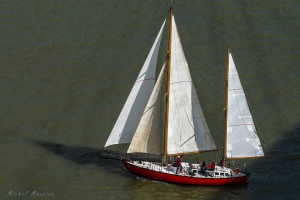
1,0,299,199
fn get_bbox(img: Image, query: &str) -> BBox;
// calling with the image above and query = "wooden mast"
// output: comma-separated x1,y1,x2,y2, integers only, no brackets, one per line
222,46,230,167
163,4,173,163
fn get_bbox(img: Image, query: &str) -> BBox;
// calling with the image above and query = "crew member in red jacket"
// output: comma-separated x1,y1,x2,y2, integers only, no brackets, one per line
176,155,183,174
208,162,215,170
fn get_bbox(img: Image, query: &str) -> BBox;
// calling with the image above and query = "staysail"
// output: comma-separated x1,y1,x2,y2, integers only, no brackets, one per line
226,53,264,158
127,64,165,154
104,20,166,147
167,15,217,155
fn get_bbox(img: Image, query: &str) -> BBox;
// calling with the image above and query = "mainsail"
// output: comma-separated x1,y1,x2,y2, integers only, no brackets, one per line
104,20,166,147
167,15,217,155
226,53,264,158
127,64,165,154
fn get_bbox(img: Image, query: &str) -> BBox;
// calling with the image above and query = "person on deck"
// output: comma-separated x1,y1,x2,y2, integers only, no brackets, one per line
218,157,225,166
201,161,207,171
200,161,208,176
208,162,215,170
176,155,183,174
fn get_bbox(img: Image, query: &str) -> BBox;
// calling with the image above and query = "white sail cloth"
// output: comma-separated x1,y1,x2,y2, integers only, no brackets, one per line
226,53,264,158
104,20,166,147
127,64,165,154
167,16,217,155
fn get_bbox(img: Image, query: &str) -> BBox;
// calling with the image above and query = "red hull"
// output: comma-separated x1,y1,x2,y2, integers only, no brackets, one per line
122,160,249,186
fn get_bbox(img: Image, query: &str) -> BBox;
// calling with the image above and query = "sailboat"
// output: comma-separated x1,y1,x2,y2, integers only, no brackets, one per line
104,5,264,186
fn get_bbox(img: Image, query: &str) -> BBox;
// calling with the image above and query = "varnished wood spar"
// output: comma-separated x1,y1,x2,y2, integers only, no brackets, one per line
227,156,266,160
223,46,230,167
163,5,173,163
167,149,218,156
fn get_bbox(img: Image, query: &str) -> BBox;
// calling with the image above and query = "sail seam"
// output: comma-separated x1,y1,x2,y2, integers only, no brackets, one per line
170,80,192,85
228,88,242,91
135,78,155,84
227,124,254,127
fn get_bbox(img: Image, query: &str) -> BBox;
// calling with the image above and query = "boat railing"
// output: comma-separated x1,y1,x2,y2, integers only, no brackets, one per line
99,148,216,166
191,158,199,164
99,149,245,177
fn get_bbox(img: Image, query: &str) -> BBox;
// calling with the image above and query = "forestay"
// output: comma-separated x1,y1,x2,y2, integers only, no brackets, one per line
104,20,166,147
127,64,165,154
167,16,217,155
226,53,264,158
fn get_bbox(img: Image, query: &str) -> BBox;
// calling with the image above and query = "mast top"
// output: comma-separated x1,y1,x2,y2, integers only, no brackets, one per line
166,1,173,13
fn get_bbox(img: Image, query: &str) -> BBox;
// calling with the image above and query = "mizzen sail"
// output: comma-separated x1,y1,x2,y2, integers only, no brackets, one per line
167,16,216,155
127,64,165,154
105,20,166,147
226,53,264,158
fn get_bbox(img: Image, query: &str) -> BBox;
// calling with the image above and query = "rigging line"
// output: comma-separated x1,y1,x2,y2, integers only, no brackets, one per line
136,71,148,81
180,134,196,147
227,124,254,127
135,78,155,84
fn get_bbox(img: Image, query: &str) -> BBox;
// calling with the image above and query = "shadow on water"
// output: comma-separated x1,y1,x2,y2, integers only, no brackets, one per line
32,140,126,172
246,123,300,199
270,123,300,174
266,123,300,172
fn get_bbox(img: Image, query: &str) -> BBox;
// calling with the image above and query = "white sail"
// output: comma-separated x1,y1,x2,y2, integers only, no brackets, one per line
167,16,217,155
127,64,165,154
226,53,264,158
105,20,166,147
